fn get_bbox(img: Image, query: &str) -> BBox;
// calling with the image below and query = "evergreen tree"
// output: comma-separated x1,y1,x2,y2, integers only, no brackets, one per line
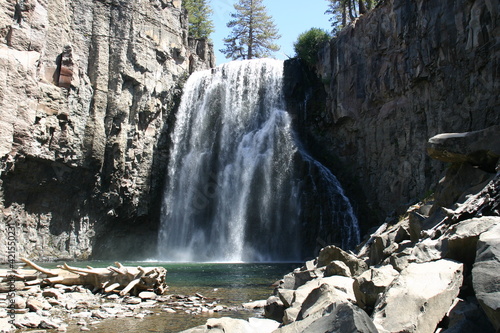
325,0,375,32
183,0,214,39
221,0,280,60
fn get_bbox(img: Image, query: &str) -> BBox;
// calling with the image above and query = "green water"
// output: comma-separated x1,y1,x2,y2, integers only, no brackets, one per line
37,261,300,332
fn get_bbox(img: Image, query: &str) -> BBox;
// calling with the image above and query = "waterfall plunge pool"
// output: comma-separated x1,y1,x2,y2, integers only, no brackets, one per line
34,261,300,332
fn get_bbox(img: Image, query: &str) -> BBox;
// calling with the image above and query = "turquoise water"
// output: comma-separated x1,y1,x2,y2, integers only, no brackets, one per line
34,262,299,332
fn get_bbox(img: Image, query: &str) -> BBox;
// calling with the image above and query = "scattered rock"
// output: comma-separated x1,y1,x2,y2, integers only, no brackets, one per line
138,291,157,300
242,300,267,309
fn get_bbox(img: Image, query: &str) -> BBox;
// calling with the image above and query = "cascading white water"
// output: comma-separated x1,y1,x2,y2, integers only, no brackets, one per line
158,59,360,262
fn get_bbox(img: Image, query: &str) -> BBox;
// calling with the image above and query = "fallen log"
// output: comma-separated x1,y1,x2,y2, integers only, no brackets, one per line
16,258,167,296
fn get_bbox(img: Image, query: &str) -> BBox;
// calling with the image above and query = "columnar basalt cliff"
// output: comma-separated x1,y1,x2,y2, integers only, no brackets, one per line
0,0,214,261
285,0,499,230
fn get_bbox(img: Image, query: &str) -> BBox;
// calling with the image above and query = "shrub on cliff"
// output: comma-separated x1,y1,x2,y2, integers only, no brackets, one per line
293,28,331,67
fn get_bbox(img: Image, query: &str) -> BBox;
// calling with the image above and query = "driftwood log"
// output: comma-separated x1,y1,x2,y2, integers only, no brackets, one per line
1,258,167,296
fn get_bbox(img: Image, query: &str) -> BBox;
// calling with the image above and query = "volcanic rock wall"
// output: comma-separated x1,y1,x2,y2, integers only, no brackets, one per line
0,0,214,261
286,0,499,229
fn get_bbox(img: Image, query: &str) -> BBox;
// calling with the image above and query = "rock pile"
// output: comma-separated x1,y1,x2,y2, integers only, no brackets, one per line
180,128,499,332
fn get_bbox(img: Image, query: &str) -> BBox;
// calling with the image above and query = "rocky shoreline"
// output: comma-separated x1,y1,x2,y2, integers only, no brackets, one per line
0,281,238,332
180,129,500,333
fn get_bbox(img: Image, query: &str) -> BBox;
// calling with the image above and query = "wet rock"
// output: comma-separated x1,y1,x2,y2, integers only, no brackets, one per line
472,223,500,331
372,259,464,333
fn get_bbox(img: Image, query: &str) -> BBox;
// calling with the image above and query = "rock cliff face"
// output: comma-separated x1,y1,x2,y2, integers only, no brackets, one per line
285,0,499,229
0,0,214,261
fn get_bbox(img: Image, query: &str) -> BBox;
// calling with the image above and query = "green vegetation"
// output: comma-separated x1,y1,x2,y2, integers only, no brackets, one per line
183,0,214,39
325,0,376,31
293,28,331,67
220,0,280,60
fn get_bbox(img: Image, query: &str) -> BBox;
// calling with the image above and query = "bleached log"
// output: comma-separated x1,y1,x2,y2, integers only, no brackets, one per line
20,258,58,277
120,278,140,296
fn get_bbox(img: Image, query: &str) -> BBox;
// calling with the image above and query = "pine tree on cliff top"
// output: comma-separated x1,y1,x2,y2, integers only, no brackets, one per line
221,0,280,60
183,0,214,39
326,0,375,31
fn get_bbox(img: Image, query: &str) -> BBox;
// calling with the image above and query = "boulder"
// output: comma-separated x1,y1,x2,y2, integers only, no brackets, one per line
277,289,295,308
138,291,157,300
372,259,464,333
282,276,356,324
427,125,500,171
274,302,378,333
14,312,43,328
317,245,368,276
298,284,345,321
354,265,399,309
441,217,499,266
179,317,280,333
472,223,500,331
441,298,495,333
263,296,284,322
434,162,494,208
365,220,411,266
325,260,352,277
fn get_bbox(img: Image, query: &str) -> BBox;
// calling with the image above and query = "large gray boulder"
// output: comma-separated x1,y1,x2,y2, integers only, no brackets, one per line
427,125,500,170
372,259,464,333
179,317,280,333
354,265,399,309
282,276,356,324
317,245,368,276
273,302,378,333
472,223,500,331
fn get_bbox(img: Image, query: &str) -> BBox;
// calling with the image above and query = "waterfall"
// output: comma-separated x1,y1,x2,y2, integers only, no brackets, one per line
157,59,360,262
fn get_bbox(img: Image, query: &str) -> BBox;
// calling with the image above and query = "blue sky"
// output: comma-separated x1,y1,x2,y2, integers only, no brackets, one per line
210,0,333,65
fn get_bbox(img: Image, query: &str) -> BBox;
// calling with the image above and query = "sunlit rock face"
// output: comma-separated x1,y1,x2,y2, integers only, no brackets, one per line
0,0,214,261
285,0,500,230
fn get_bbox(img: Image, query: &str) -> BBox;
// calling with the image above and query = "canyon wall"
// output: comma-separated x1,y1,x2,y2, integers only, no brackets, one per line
0,0,214,261
286,0,499,230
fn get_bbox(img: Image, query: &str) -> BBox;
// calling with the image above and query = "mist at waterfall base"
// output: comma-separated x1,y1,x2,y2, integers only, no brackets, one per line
157,59,360,262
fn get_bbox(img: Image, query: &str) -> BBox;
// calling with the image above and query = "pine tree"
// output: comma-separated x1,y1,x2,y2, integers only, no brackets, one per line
221,0,280,60
325,0,376,32
183,0,214,39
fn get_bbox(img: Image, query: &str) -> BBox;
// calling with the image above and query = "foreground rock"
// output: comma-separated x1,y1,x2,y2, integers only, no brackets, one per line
259,165,499,333
472,224,500,332
372,260,463,333
180,317,280,333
